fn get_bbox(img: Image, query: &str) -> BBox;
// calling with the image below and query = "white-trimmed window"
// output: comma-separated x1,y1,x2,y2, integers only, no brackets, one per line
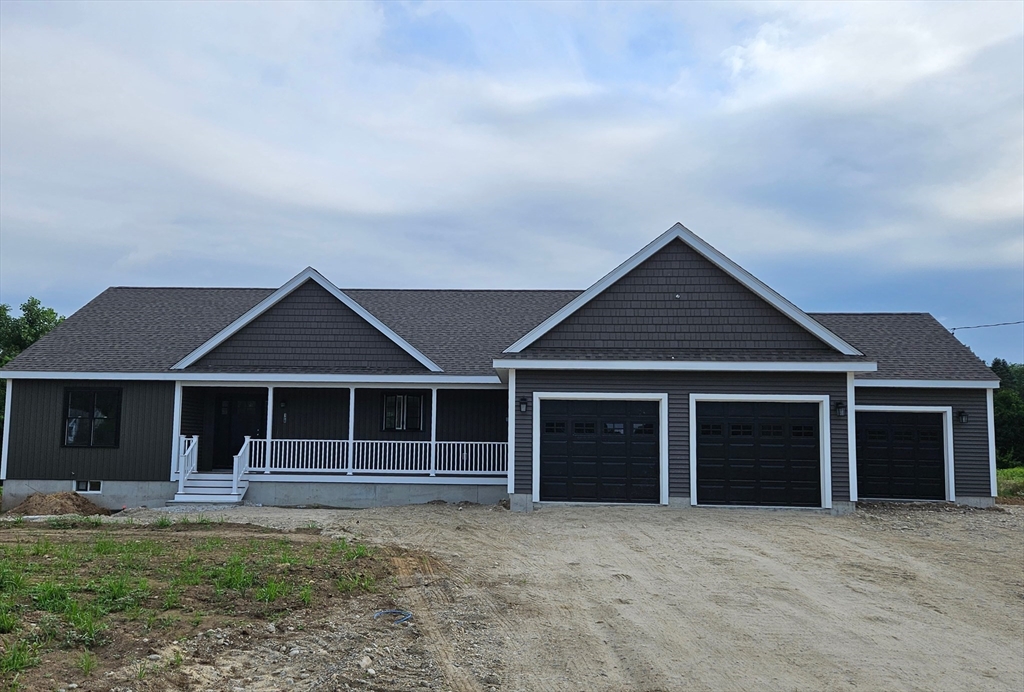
382,394,423,431
75,480,102,493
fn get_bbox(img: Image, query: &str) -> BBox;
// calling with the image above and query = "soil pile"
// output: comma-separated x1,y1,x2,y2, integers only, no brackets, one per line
5,491,111,516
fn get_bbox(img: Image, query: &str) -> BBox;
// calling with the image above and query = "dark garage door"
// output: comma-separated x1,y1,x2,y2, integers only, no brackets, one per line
696,402,821,507
540,400,659,503
856,412,945,500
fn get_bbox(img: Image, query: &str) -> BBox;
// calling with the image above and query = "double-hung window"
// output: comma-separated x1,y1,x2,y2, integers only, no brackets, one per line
382,394,423,431
64,388,122,447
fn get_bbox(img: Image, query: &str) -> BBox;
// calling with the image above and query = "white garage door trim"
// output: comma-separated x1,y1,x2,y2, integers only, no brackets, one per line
689,393,833,509
532,392,670,505
854,405,955,502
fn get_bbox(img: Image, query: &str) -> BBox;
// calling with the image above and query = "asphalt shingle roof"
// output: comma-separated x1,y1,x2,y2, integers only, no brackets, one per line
1,287,997,382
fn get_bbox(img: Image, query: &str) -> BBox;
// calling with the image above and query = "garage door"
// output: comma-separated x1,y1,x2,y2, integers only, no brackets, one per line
856,412,945,500
696,402,821,507
539,400,659,503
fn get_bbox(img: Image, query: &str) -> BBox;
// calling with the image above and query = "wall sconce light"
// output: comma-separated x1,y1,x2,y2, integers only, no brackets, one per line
519,397,529,414
835,401,847,417
957,410,969,424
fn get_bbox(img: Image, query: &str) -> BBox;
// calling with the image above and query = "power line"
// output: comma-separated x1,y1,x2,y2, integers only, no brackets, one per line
949,320,1024,334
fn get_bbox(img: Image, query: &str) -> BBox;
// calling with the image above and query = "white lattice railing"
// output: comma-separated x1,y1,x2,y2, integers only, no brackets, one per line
245,439,507,477
177,435,199,494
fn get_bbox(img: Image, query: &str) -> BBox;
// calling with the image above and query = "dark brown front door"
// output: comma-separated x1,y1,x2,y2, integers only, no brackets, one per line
211,393,267,470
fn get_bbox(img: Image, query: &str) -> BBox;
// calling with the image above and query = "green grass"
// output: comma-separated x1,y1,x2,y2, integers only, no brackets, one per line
78,650,97,676
153,516,173,529
997,466,1024,497
0,639,38,674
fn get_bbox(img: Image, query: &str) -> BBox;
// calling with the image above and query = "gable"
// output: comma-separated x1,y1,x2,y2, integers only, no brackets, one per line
188,280,429,373
527,239,836,354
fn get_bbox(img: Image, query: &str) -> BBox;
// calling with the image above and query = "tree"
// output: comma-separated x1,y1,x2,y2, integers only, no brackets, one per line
991,358,1024,468
0,297,66,429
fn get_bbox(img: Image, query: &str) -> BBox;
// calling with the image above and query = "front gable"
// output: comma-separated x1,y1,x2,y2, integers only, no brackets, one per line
511,224,860,356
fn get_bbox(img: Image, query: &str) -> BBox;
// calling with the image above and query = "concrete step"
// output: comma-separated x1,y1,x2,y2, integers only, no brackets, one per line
168,494,245,505
183,478,245,488
180,485,247,495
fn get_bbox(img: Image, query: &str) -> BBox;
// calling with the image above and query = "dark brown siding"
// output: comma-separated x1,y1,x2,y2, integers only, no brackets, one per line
190,280,427,373
273,388,349,440
514,370,849,502
354,389,432,441
528,239,834,353
855,387,991,497
436,390,508,442
6,379,174,482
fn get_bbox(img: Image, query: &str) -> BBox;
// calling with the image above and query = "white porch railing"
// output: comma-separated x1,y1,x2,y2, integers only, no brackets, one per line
245,439,507,477
232,436,251,495
177,435,199,495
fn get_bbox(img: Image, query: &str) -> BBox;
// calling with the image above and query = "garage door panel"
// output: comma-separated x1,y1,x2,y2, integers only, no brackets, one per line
856,412,945,501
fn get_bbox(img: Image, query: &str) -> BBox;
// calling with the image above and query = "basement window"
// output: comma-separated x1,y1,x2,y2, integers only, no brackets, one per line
75,480,102,494
64,388,122,448
382,394,423,431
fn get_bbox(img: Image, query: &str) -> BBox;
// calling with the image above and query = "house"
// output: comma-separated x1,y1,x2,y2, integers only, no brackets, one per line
0,224,999,513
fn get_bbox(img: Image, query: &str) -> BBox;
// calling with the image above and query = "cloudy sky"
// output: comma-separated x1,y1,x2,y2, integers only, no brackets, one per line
1,1,1022,362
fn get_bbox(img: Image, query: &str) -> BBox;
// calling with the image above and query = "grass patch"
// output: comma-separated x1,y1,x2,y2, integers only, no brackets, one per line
997,466,1024,497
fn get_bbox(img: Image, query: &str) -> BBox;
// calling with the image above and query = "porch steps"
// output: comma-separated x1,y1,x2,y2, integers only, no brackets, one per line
170,473,249,505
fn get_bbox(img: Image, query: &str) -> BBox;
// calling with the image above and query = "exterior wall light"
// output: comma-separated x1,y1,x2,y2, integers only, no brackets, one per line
835,401,847,417
519,397,529,414
957,410,969,424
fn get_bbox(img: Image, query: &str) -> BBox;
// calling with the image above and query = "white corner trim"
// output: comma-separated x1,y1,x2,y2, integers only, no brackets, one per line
1,380,13,481
504,223,862,356
689,393,833,509
987,388,997,497
0,371,501,385
531,392,670,506
492,359,876,373
847,372,858,502
855,379,1000,389
854,405,956,502
507,369,516,495
170,381,182,481
170,267,442,372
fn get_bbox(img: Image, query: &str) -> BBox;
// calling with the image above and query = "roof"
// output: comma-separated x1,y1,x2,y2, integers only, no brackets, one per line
810,313,996,382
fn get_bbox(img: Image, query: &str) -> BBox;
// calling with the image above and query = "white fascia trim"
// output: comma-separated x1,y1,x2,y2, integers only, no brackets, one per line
1,371,501,385
507,369,516,495
493,359,876,373
1,380,12,480
987,389,997,497
170,267,442,372
855,405,956,502
855,379,1000,389
243,474,506,485
847,372,858,502
690,393,833,509
504,223,862,356
532,392,670,506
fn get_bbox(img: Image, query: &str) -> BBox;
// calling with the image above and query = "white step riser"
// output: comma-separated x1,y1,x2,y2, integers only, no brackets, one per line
170,495,245,504
184,480,246,488
181,485,247,494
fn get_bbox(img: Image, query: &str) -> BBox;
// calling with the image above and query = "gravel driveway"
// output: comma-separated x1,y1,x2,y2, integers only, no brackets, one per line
124,501,1024,691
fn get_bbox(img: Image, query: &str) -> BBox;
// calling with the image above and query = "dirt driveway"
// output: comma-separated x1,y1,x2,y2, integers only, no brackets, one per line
124,502,1024,691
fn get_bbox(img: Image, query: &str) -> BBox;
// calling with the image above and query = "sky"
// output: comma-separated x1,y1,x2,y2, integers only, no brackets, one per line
1,1,1022,363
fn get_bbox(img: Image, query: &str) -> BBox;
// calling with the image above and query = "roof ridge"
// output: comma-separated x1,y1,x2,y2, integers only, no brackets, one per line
809,311,932,316
343,288,583,293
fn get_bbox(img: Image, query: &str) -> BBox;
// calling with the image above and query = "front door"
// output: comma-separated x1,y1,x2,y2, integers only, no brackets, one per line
211,393,267,471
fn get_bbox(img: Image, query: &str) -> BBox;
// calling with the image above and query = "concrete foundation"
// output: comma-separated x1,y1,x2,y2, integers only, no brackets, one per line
830,500,857,516
509,493,534,513
1,480,177,512
243,481,507,509
956,496,996,509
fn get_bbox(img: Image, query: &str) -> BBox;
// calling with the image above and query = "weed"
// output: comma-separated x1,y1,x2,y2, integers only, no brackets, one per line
255,579,288,604
298,584,313,607
176,516,192,525
78,650,97,676
304,521,320,530
0,609,19,634
336,573,376,593
46,516,82,530
30,538,54,557
13,516,25,526
153,516,173,528
213,557,255,594
65,604,105,647
196,514,211,525
85,516,104,528
196,537,225,552
169,649,184,667
94,574,150,613
0,640,38,674
331,538,370,561
189,611,203,627
135,660,149,680
92,537,118,556
0,565,26,595
162,587,181,611
30,580,71,614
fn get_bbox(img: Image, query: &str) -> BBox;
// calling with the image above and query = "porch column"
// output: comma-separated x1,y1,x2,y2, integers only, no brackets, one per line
265,386,274,474
430,387,438,476
170,381,182,480
347,387,355,475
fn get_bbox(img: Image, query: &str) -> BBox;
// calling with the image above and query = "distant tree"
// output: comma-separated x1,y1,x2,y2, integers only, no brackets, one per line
991,358,1024,468
0,297,66,429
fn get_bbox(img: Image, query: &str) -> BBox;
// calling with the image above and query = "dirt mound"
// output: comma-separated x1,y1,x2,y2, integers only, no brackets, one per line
5,491,111,516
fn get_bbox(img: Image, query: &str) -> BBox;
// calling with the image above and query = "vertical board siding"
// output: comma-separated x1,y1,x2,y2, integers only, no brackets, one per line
354,389,432,441
6,379,174,482
855,387,991,496
190,280,427,373
528,239,835,353
272,388,349,440
436,390,508,442
180,388,205,437
515,371,849,501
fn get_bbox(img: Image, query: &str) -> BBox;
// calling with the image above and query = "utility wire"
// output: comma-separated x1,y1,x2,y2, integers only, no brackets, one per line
949,320,1024,334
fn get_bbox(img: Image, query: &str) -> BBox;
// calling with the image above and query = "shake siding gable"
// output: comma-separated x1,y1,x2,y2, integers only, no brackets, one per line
189,280,428,373
527,239,836,353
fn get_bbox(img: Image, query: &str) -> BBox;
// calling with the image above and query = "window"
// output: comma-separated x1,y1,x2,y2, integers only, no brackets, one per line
760,424,784,437
866,429,887,442
893,429,915,443
792,425,815,438
603,422,625,435
64,389,121,447
383,394,423,431
75,480,102,493
730,424,753,437
632,422,655,436
919,430,940,443
700,423,723,437
574,421,596,435
544,421,566,434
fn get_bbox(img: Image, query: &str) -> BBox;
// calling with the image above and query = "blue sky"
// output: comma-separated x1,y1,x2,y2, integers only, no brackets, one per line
1,1,1021,362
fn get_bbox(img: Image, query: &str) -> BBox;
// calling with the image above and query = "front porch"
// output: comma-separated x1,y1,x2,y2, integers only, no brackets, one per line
172,385,509,503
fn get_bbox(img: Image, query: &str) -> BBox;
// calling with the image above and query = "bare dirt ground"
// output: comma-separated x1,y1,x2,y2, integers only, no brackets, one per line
89,501,1024,692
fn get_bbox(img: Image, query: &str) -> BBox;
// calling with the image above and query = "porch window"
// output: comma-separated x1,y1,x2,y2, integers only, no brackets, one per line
382,394,423,431
64,388,122,447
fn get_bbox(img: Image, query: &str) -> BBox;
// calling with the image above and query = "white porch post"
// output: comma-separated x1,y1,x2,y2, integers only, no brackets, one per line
507,369,516,494
430,387,438,476
170,381,182,480
347,387,356,475
265,386,274,473
1,380,14,481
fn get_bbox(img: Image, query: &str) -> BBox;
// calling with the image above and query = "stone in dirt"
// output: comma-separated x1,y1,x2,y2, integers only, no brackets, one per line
4,491,110,516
